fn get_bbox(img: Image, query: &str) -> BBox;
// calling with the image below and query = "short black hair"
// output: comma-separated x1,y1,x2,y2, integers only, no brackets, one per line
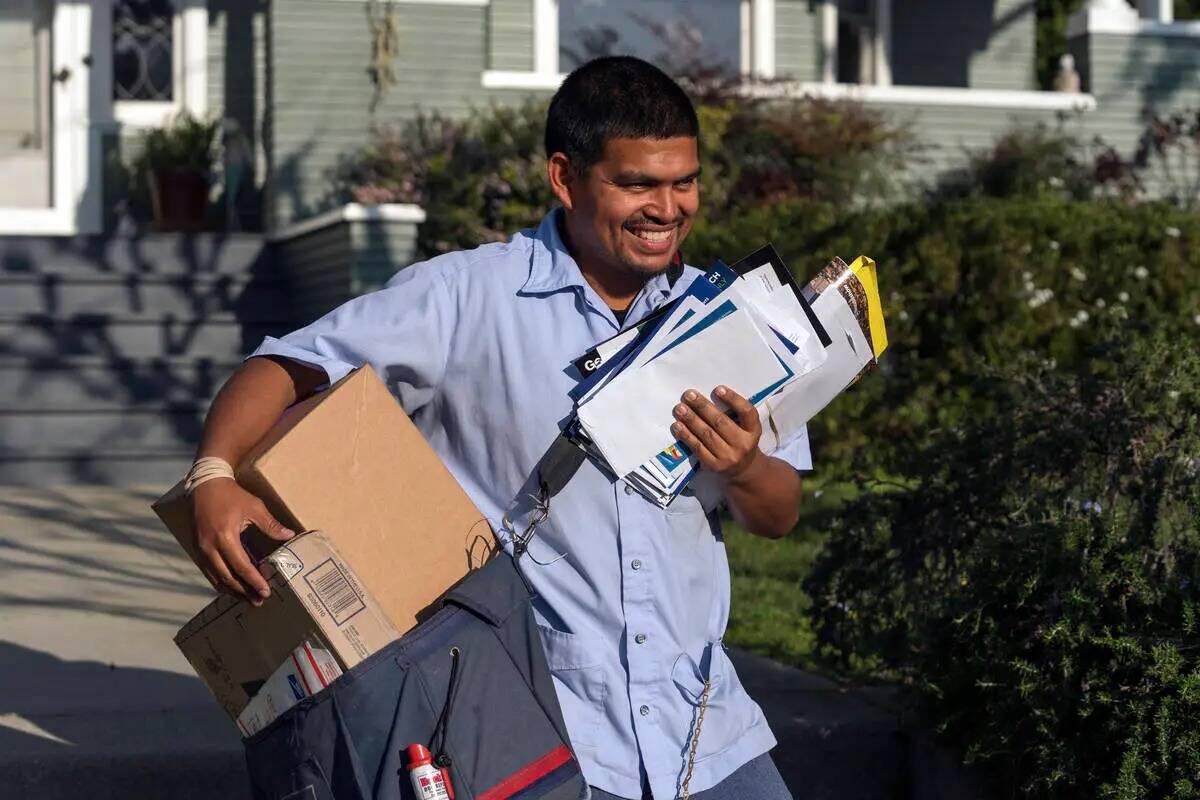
544,56,699,171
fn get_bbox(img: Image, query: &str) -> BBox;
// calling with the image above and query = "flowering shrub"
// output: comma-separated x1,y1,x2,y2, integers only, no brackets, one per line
333,93,914,257
804,330,1200,798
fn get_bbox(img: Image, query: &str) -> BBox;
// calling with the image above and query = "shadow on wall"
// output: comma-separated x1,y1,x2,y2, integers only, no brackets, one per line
0,234,290,484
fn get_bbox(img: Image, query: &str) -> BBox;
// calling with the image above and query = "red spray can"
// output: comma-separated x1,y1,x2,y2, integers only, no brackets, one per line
405,744,453,800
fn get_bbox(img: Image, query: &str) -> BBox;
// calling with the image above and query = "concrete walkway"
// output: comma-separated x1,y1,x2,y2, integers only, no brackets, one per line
0,485,247,799
0,485,983,799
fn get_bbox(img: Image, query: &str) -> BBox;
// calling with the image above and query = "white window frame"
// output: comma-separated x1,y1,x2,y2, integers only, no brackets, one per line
105,0,208,130
820,0,891,87
479,0,1099,115
483,0,778,89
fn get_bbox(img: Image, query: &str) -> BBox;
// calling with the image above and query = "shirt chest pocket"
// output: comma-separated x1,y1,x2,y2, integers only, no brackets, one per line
663,489,722,543
536,625,608,751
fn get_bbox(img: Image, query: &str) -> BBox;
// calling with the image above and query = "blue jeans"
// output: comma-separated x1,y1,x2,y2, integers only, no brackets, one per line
587,752,794,800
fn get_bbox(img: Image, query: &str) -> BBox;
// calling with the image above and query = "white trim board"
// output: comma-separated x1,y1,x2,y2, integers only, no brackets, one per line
269,203,428,242
480,72,1100,112
319,0,489,3
482,70,565,89
490,0,776,89
1068,9,1200,37
744,82,1099,111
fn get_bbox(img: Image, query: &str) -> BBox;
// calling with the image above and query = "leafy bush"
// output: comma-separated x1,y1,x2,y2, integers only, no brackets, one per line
334,93,914,257
698,95,918,211
804,329,1200,798
935,121,1097,201
333,101,554,256
129,111,221,176
686,195,1200,474
1131,109,1200,209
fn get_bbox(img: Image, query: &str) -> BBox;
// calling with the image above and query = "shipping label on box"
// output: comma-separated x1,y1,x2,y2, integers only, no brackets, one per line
175,530,399,720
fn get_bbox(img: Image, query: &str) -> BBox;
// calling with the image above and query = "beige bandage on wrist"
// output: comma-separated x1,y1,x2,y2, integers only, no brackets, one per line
185,456,236,494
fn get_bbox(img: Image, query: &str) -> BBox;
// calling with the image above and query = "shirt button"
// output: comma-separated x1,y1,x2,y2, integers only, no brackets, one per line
624,484,635,496
635,633,647,644
639,705,650,716
631,559,642,570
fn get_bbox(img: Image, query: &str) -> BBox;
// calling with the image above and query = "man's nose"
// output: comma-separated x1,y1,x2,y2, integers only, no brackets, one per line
643,186,678,223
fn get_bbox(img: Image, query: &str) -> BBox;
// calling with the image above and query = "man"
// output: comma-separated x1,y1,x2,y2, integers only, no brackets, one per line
192,56,808,799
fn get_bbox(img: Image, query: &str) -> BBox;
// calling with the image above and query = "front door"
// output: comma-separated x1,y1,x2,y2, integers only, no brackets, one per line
0,1,98,235
0,1,53,209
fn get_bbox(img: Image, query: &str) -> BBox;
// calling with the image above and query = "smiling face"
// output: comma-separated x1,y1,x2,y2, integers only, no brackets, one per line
551,136,700,284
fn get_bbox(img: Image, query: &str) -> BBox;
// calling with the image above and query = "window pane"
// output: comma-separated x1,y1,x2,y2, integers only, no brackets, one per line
559,0,742,77
113,0,174,101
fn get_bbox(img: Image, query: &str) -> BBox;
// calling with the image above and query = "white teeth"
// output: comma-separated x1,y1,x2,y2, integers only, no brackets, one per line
632,229,672,242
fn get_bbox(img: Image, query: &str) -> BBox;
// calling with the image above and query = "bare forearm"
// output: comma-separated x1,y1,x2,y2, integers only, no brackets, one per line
722,453,802,539
196,356,324,464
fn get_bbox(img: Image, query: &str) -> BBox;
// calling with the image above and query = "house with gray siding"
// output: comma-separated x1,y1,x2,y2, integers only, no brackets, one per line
0,0,1196,482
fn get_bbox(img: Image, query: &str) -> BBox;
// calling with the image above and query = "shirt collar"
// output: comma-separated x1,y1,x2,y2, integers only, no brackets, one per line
521,208,676,302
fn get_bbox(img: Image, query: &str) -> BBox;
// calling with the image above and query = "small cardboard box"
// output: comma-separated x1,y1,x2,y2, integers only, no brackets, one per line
175,530,399,719
154,366,496,635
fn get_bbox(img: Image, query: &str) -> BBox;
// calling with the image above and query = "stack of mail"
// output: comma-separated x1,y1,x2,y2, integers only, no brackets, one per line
566,246,887,507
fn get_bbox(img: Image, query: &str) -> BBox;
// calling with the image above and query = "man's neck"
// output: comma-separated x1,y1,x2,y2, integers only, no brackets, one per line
559,215,645,311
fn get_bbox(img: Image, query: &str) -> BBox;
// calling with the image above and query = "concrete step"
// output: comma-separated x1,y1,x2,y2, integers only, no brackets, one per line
0,274,289,318
0,234,270,277
0,314,285,359
0,449,193,484
0,407,206,452
0,356,239,407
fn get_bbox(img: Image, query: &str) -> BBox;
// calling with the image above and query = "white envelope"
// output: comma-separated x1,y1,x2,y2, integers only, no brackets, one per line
760,289,874,444
577,305,790,478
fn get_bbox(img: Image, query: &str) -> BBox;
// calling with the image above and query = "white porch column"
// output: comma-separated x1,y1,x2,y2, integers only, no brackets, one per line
820,0,837,83
533,0,558,77
751,0,776,79
180,0,208,117
1139,0,1174,22
873,0,892,86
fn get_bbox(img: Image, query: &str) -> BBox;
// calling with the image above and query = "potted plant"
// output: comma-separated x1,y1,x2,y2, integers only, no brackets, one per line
130,112,220,231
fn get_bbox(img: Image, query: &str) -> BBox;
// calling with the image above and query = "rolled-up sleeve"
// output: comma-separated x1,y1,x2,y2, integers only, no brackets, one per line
245,262,458,414
769,425,813,471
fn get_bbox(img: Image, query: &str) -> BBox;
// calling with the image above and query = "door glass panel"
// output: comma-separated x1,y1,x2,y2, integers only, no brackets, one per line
0,0,52,209
113,0,174,101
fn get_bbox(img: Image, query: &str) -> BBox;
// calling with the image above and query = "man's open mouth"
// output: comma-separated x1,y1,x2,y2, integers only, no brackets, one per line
628,228,674,243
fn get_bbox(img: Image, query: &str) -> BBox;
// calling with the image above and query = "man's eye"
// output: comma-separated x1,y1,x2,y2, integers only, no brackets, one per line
675,178,696,189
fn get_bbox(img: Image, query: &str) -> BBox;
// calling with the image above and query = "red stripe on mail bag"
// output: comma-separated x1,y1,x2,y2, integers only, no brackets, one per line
476,745,573,800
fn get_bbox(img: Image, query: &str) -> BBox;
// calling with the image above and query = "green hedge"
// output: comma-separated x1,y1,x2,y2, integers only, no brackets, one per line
804,331,1200,798
686,196,1200,476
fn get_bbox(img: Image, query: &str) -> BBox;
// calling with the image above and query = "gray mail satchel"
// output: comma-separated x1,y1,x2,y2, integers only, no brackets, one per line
241,438,592,800
242,551,585,800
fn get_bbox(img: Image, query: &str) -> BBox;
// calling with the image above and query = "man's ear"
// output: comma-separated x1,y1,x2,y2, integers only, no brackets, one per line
547,152,577,211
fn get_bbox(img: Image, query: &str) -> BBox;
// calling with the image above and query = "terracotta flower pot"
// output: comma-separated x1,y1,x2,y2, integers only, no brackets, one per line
149,167,209,231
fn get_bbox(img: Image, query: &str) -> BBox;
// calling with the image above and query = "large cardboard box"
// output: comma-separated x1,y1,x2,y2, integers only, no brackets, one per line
155,366,496,636
175,530,399,719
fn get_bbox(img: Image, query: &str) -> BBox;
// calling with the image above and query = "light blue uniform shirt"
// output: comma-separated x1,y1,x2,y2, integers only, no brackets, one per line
247,210,811,799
